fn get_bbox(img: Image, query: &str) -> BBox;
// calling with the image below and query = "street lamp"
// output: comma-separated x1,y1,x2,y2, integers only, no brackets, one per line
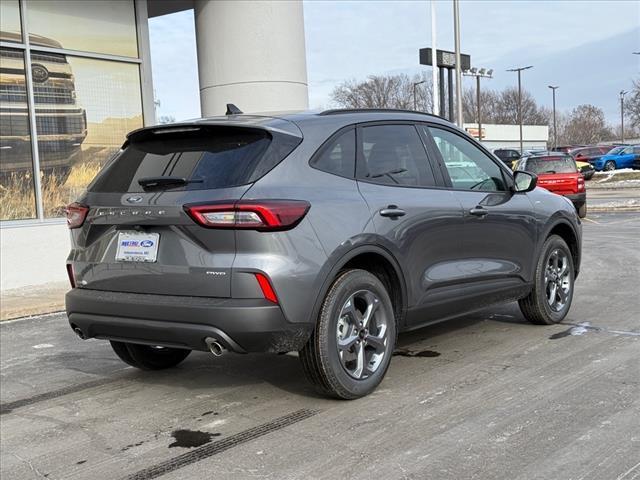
463,67,493,141
620,90,628,143
453,0,463,127
548,85,559,149
507,65,533,153
413,80,428,111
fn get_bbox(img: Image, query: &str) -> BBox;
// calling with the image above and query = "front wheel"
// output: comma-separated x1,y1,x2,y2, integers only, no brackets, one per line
519,235,575,325
577,203,587,218
110,341,191,370
299,269,396,399
603,160,616,171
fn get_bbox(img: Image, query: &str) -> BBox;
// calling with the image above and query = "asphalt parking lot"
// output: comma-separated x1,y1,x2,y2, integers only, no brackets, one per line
1,212,638,480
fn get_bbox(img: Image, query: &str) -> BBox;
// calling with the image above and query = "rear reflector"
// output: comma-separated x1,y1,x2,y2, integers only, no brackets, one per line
66,263,76,288
65,203,89,229
254,273,278,303
185,200,310,231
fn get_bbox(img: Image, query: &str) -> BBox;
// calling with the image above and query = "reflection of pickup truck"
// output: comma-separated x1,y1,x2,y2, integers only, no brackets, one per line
0,32,87,180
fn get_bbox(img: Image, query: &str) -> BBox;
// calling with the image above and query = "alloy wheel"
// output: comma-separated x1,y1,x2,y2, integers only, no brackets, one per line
544,249,572,312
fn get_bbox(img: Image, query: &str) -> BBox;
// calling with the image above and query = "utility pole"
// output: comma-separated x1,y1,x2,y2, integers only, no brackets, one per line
453,0,463,127
507,65,533,153
620,90,627,143
548,85,559,149
431,1,439,115
463,68,492,141
413,80,427,111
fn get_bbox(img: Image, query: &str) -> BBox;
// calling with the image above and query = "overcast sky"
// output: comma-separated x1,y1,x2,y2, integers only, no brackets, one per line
149,0,640,124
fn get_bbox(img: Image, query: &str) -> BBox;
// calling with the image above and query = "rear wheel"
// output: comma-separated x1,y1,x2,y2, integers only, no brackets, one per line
577,203,587,218
519,235,575,325
299,269,396,399
603,160,616,171
110,341,191,370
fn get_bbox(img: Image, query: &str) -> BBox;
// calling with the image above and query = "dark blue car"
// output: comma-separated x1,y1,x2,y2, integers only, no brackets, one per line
593,145,640,171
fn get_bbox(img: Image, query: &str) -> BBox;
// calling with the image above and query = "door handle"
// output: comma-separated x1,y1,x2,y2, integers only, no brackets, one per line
469,206,489,217
379,206,406,218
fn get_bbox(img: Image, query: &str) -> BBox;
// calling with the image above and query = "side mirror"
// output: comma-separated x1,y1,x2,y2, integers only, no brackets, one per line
513,170,537,193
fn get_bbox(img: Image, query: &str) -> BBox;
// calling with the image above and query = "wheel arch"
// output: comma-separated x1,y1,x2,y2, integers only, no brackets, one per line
309,244,408,330
543,219,581,278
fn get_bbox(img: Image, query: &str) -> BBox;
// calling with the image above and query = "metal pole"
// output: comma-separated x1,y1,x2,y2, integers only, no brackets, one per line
413,82,417,111
453,0,463,127
448,69,454,122
517,70,523,153
439,68,446,118
621,92,625,143
431,1,439,115
476,75,481,140
548,86,558,150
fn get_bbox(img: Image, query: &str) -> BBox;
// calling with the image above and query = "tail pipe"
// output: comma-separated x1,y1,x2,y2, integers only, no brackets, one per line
205,337,225,357
73,327,86,340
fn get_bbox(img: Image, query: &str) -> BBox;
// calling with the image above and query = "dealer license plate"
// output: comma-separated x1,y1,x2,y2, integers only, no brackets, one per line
115,232,160,262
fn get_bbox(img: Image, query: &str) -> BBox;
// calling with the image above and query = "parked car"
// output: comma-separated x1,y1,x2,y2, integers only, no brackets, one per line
514,152,587,217
592,145,640,171
65,108,582,399
552,145,585,154
493,148,521,168
574,160,595,180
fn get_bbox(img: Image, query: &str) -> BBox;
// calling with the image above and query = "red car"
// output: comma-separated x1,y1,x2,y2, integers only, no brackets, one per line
515,153,586,218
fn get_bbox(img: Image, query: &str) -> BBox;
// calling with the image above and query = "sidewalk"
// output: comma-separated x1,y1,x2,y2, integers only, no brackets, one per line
1,282,67,321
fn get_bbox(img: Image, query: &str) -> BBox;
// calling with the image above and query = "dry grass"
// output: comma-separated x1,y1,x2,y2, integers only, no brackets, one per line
0,162,103,220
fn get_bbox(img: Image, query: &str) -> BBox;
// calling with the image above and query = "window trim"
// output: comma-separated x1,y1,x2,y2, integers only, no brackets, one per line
421,123,515,193
308,125,357,180
354,121,444,190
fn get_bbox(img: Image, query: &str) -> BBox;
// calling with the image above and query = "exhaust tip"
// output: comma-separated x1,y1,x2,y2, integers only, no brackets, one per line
73,327,86,340
205,337,224,356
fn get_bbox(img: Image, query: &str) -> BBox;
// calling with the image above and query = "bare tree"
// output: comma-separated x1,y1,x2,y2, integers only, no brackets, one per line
331,74,433,112
561,105,612,145
624,78,640,129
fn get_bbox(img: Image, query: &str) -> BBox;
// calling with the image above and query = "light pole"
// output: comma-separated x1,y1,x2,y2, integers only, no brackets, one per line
548,85,559,149
413,80,427,111
462,67,493,141
507,65,533,153
453,0,463,127
620,90,628,143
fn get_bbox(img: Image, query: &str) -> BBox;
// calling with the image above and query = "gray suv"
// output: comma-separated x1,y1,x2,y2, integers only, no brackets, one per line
65,108,582,399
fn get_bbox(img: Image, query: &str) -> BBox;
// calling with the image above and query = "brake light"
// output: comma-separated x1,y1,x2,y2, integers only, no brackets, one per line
577,176,585,191
184,200,310,231
66,263,76,288
254,272,278,303
65,203,89,229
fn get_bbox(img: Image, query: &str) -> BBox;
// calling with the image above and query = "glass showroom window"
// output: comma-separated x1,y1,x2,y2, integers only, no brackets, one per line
0,0,22,41
0,48,37,220
29,55,143,217
26,0,138,58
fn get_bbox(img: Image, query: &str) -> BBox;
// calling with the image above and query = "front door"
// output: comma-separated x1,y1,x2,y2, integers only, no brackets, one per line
422,125,537,310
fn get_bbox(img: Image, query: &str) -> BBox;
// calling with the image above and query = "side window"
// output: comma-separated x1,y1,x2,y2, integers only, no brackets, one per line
358,125,435,187
310,128,356,178
426,127,507,192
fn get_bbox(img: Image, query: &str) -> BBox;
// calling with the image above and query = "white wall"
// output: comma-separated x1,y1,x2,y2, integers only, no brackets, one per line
1,223,70,291
464,123,549,151
194,0,308,115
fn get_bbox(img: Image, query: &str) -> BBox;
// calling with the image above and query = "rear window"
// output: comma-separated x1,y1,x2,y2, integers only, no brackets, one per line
89,126,300,193
524,157,577,174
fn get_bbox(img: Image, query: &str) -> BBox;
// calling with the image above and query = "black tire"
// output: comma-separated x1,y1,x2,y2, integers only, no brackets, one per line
519,235,575,325
577,203,587,218
603,160,616,171
299,269,397,400
110,341,191,370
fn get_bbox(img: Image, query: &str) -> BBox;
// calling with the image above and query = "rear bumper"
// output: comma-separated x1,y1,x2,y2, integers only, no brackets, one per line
565,192,586,208
66,289,313,354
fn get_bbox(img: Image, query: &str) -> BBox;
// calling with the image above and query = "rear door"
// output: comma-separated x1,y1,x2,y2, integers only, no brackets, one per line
71,124,300,297
421,125,537,305
354,122,465,326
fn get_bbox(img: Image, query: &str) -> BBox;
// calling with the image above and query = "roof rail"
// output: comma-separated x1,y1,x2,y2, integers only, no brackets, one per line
318,108,445,119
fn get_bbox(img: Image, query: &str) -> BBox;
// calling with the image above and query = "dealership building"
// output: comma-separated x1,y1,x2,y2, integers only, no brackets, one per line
0,0,308,291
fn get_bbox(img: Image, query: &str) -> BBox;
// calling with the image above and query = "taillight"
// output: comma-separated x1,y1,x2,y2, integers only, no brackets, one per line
66,263,76,288
254,272,278,303
577,176,585,191
184,200,310,231
65,203,89,229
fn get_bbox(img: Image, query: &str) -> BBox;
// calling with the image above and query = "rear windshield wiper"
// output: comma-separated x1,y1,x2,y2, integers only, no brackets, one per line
138,176,204,190
542,170,556,174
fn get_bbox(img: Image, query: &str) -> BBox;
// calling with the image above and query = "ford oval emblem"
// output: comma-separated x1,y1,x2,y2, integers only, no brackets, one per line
140,240,154,247
126,195,143,204
31,64,49,83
